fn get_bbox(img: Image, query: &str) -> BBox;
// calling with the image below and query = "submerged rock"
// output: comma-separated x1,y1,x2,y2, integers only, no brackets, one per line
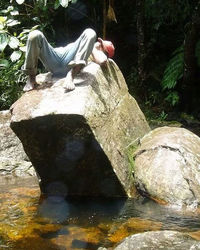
133,126,200,206
114,231,200,250
108,217,162,244
0,110,35,178
10,60,150,197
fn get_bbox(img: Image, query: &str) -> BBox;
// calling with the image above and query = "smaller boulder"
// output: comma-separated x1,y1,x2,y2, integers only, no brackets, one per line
0,110,36,178
114,231,200,250
133,127,200,207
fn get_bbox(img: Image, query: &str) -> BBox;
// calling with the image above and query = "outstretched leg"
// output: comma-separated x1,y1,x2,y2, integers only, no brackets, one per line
64,28,96,91
22,30,61,91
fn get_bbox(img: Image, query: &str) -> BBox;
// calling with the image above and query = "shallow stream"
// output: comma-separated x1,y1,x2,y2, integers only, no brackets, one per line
1,177,200,250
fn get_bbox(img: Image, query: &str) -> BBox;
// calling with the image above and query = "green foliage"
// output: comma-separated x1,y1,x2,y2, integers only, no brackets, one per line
0,6,36,61
0,5,38,110
159,45,184,107
164,91,179,106
125,142,139,174
161,46,184,90
0,60,25,109
0,0,81,110
59,0,78,8
13,0,78,8
157,110,168,121
145,0,191,27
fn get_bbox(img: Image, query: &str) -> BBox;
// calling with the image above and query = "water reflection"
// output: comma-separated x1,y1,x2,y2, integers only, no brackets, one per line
0,177,200,249
117,198,200,230
38,196,70,223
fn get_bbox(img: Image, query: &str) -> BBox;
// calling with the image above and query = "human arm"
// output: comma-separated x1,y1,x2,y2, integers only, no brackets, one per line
91,42,108,65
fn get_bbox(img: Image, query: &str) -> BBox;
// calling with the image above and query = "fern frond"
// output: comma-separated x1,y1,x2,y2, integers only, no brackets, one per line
161,45,184,90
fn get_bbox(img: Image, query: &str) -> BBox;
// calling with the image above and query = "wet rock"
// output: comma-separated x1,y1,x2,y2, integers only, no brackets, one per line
108,217,162,244
134,126,200,206
10,60,150,197
114,231,200,250
0,110,35,178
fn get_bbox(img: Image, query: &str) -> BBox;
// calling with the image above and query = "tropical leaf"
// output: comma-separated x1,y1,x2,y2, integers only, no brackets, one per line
59,0,69,8
0,16,7,23
15,0,25,4
7,6,14,12
30,25,40,31
0,59,9,68
8,36,20,49
10,10,19,16
107,0,117,23
161,45,184,90
6,19,20,27
0,33,9,51
165,91,180,106
10,50,22,62
0,17,7,29
19,46,26,52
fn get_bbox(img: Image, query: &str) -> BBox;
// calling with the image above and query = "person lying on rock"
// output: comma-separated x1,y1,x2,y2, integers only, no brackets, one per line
22,28,115,92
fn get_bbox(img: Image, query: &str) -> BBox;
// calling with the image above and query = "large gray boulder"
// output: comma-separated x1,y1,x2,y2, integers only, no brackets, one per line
114,231,200,250
0,110,35,178
10,60,150,197
133,126,200,206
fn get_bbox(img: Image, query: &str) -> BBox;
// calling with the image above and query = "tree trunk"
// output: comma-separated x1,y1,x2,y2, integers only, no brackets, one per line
182,2,200,112
103,0,107,39
136,0,146,89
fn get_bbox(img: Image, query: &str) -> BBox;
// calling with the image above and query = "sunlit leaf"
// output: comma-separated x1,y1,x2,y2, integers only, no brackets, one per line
33,17,40,22
0,9,9,14
6,19,20,27
18,29,31,38
31,25,39,31
20,35,28,41
0,59,9,68
15,0,25,4
19,46,26,52
7,6,14,11
59,0,69,8
9,36,20,49
0,16,7,23
10,50,22,62
0,33,9,51
10,10,19,16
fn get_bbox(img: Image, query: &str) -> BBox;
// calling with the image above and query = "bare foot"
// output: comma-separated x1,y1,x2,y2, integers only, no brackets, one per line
64,70,75,91
64,64,84,91
23,75,37,92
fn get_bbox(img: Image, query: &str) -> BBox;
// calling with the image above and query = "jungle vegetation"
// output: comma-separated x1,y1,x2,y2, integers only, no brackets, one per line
0,0,200,122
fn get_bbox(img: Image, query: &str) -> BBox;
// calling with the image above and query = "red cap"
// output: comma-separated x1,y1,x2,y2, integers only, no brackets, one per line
98,38,115,58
